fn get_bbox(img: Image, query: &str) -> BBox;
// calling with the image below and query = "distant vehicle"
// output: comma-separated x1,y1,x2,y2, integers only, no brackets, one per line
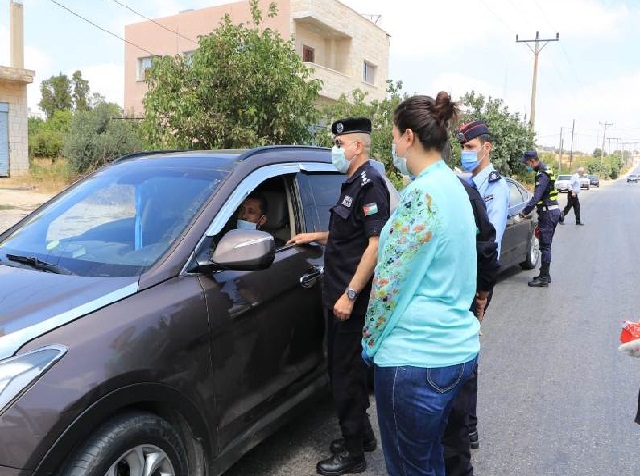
555,174,573,192
588,175,600,187
627,174,639,183
579,175,590,190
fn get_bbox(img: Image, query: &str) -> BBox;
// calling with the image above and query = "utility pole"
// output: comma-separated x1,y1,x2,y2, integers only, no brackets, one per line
557,127,564,173
569,119,575,170
600,121,613,163
607,137,621,155
516,31,559,129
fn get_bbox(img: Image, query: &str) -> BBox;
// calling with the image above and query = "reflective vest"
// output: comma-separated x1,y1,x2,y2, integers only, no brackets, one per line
536,165,559,206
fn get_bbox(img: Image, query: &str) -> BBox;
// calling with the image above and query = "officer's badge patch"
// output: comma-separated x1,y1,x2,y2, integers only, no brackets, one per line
488,170,502,182
363,203,379,216
336,122,344,133
342,196,353,207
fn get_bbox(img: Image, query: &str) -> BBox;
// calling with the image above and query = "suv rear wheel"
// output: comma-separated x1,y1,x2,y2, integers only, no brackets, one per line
62,411,188,476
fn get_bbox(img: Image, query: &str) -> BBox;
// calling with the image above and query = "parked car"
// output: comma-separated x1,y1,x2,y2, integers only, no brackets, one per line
499,177,540,271
0,146,400,476
588,175,600,187
579,175,590,190
628,174,639,183
555,174,573,192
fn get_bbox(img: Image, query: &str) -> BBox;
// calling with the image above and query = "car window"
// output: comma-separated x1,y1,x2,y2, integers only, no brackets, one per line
0,164,226,277
507,180,525,208
296,172,344,231
558,175,572,181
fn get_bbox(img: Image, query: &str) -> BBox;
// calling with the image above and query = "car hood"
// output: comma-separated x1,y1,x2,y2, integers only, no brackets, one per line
0,265,138,360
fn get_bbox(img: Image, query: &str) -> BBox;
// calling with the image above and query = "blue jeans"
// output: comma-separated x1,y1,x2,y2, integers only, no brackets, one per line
374,357,478,476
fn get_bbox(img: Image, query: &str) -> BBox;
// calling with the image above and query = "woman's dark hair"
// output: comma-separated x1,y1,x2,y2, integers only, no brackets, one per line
394,92,459,152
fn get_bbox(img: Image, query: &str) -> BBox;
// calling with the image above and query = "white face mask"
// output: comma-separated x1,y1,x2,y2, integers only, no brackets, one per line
236,219,257,230
392,143,410,176
331,145,350,174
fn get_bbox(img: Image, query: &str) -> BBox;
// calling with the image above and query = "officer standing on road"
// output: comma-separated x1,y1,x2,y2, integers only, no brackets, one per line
559,166,585,226
519,150,562,287
288,117,390,476
454,120,509,455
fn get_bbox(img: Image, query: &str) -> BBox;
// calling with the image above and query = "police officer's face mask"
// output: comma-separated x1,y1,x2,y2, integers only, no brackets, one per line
331,146,350,174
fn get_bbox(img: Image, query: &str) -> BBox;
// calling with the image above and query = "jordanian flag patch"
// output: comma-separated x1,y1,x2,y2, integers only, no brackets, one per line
363,203,379,216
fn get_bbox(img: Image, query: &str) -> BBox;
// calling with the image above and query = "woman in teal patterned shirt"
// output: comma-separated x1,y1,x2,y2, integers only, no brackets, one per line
362,93,480,476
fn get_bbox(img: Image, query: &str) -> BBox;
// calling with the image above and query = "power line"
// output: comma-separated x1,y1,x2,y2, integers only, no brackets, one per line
47,0,155,56
109,0,199,46
531,0,585,89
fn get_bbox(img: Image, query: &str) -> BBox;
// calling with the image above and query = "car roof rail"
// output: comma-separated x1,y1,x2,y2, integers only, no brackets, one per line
111,149,187,164
236,144,328,161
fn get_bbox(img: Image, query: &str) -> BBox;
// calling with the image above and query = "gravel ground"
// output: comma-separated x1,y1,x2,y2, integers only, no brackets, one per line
0,187,54,232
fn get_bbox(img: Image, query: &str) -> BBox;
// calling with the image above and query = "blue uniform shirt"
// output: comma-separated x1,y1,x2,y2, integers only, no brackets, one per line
470,164,509,258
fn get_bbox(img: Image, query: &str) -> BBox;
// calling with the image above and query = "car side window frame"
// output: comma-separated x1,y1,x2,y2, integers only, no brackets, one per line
183,162,337,275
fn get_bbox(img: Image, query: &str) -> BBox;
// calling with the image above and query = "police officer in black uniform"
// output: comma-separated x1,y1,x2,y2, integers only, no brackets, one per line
519,150,561,287
288,117,390,475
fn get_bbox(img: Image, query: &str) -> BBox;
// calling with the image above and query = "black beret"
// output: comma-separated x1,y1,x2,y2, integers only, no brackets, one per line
456,121,490,144
520,150,538,163
331,117,372,136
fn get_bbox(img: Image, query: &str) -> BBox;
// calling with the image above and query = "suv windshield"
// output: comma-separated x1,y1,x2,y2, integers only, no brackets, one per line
558,175,572,181
0,160,227,277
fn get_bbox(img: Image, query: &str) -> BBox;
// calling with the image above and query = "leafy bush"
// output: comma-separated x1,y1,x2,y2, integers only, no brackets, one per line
64,102,144,174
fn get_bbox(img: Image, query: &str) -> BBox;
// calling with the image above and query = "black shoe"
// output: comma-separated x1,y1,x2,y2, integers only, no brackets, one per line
559,212,564,223
316,451,366,475
469,429,479,450
528,275,550,287
576,222,584,226
330,436,377,454
559,221,565,225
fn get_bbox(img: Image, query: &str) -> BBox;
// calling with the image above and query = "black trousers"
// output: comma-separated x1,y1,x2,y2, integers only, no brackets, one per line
326,308,373,455
563,193,581,223
444,364,478,476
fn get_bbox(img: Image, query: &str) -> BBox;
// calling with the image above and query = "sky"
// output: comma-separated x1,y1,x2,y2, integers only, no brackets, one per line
1,0,639,154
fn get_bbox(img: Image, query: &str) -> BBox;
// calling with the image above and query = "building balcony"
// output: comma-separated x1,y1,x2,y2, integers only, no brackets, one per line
306,62,382,102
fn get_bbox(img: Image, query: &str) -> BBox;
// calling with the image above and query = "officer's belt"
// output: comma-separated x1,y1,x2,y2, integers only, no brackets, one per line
538,204,560,211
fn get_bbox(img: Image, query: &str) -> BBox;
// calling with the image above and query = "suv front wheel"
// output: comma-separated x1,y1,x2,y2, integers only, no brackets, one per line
62,411,188,476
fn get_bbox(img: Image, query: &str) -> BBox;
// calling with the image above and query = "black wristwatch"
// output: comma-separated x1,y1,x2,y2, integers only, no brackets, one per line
345,287,359,301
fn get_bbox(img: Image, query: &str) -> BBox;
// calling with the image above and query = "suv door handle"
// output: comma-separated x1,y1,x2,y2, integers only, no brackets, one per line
300,266,324,288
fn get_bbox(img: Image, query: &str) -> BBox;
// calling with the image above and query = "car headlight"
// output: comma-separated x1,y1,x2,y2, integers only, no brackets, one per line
0,345,67,415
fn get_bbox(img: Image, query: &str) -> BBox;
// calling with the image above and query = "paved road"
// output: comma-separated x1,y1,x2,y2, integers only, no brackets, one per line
0,187,53,231
3,177,640,475
224,177,640,476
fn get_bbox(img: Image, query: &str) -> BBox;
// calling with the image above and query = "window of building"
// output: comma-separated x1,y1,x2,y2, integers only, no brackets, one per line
303,45,315,63
137,57,154,81
363,61,377,85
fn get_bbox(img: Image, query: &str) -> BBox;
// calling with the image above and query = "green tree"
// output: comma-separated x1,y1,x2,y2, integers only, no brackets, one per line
141,0,321,149
39,73,72,120
28,110,72,160
64,102,144,174
458,91,535,176
72,70,91,112
317,80,407,189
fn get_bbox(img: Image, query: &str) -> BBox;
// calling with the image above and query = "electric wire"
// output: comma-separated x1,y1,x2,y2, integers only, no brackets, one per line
47,0,156,56
109,0,199,46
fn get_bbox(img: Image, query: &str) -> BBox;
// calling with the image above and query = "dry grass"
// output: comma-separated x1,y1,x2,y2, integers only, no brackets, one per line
0,157,76,194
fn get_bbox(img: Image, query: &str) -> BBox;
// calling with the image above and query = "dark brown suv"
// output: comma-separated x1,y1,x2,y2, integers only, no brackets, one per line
0,146,396,476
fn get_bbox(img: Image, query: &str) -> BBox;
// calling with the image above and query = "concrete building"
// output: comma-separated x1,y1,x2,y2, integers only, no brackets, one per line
0,0,34,177
124,0,390,116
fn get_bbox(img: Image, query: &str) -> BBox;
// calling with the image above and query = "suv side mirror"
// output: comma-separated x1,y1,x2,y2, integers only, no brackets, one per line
196,229,275,273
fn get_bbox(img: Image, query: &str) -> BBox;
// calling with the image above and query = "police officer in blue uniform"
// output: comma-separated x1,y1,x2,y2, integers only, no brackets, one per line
288,117,390,475
456,121,509,257
454,120,509,456
520,150,561,287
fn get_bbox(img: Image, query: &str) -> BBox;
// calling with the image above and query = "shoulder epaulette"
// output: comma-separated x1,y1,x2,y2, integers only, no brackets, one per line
488,170,502,182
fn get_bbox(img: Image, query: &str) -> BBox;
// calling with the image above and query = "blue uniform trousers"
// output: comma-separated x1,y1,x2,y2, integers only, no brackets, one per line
538,208,561,265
